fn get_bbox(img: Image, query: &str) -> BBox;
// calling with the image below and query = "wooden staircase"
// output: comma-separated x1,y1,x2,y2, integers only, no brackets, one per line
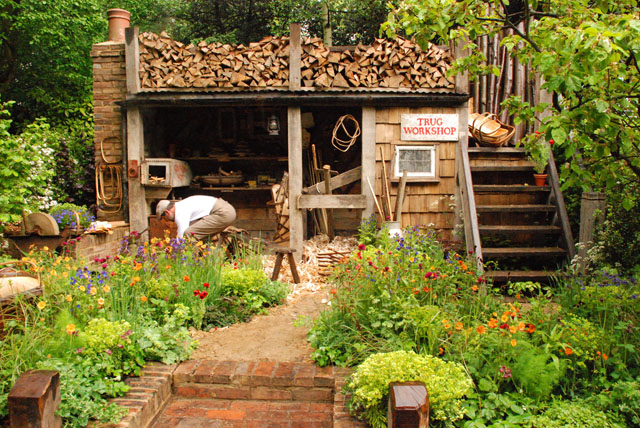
460,146,575,284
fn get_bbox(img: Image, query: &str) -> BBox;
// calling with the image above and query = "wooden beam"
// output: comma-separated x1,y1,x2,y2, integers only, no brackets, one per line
289,23,301,90
361,107,376,219
302,166,362,194
126,107,148,236
125,27,140,94
298,195,367,209
288,106,303,261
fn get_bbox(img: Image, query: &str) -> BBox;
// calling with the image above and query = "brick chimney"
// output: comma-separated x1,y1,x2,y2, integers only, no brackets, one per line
90,9,130,220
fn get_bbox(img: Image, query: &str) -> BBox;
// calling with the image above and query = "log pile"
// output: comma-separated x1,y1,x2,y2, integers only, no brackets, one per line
138,32,455,90
316,250,351,276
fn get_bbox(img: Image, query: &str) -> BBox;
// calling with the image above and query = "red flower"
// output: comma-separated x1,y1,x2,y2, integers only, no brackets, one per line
499,323,509,329
194,289,200,296
203,282,210,288
358,244,366,250
199,291,208,299
549,139,555,145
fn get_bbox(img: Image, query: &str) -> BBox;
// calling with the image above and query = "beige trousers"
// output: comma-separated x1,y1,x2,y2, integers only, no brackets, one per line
184,198,236,241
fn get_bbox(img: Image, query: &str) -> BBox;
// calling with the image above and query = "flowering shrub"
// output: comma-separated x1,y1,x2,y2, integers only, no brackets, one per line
0,233,283,426
346,350,473,428
49,203,94,231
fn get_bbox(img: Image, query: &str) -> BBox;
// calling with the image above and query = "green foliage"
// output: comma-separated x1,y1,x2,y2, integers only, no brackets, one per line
531,399,626,428
346,350,473,428
588,379,640,427
510,342,564,401
37,358,129,428
383,0,640,208
0,100,58,223
596,186,640,270
522,134,551,174
462,391,537,428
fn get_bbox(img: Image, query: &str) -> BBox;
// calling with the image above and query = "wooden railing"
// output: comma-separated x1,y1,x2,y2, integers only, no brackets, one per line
457,139,484,276
546,145,576,259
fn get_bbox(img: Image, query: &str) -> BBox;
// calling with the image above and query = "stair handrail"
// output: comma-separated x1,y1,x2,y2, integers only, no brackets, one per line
458,139,484,277
546,144,576,259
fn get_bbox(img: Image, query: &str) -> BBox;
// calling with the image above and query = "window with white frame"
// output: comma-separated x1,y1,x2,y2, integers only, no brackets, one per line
392,144,438,180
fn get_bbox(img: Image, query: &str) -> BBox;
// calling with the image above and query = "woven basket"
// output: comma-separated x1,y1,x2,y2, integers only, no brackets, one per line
469,113,515,147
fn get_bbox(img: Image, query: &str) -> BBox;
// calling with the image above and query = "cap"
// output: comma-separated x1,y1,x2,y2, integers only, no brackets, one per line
156,200,171,219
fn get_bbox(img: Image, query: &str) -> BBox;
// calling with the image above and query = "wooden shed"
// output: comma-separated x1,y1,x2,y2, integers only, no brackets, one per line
91,23,471,259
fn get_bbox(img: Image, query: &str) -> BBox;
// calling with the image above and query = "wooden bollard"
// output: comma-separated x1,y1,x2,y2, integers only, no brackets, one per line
387,381,429,428
9,370,61,428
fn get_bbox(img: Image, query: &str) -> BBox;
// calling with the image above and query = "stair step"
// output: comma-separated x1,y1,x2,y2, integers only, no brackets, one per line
153,397,334,427
479,225,561,234
468,147,526,155
172,360,337,403
485,270,557,283
471,165,534,172
474,184,550,192
477,204,556,213
483,247,566,257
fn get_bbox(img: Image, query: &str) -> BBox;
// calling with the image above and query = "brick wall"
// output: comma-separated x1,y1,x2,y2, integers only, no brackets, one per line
65,226,129,260
91,41,127,221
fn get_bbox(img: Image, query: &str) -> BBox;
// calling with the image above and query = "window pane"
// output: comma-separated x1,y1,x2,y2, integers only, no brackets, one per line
398,148,432,174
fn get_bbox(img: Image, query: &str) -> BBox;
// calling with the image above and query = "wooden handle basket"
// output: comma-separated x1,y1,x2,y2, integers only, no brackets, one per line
469,112,515,147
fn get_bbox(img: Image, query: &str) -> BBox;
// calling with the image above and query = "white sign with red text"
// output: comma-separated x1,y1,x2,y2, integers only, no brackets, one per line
400,114,459,141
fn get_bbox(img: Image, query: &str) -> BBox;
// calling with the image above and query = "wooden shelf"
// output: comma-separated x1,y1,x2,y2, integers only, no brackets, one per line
180,156,288,162
196,185,273,192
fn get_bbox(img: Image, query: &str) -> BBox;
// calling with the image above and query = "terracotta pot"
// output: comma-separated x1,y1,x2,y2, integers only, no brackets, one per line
534,173,548,186
107,8,130,42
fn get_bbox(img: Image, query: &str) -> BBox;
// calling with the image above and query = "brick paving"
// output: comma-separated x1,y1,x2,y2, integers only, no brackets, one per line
101,360,366,428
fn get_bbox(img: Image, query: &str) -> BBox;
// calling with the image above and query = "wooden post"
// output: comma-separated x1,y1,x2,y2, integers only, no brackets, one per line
126,107,148,237
361,107,376,220
323,165,335,240
289,23,301,90
124,27,140,94
387,381,429,428
578,192,606,271
288,106,303,261
9,370,61,428
394,170,408,224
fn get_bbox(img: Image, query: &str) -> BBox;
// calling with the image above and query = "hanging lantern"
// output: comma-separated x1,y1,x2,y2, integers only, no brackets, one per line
267,114,280,136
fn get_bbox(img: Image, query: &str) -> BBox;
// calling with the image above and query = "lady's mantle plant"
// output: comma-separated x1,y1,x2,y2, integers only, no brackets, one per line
346,350,473,428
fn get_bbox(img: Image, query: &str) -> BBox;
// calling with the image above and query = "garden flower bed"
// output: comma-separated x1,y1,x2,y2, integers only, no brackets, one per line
0,234,289,427
309,219,640,428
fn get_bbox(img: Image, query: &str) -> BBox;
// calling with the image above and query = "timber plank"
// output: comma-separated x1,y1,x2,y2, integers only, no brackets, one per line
482,247,566,257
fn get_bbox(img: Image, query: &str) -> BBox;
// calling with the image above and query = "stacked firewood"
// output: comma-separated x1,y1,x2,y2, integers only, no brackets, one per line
138,32,454,90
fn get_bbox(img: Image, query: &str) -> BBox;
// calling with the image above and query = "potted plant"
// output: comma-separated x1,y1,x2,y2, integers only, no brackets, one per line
525,134,551,186
49,203,95,237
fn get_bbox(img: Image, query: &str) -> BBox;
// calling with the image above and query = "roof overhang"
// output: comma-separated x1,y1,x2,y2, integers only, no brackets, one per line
119,89,470,109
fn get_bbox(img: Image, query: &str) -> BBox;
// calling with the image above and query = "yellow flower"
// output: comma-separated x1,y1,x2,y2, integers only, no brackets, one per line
66,323,76,335
42,246,49,251
518,322,526,331
501,314,509,323
509,325,518,334
79,286,86,292
140,295,148,302
37,301,47,310
103,285,110,293
90,287,97,295
64,257,70,262
97,298,105,306
511,339,517,347
65,295,73,302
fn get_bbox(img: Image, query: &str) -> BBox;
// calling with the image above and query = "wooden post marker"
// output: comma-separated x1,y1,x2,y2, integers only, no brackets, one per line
9,370,61,428
387,381,429,428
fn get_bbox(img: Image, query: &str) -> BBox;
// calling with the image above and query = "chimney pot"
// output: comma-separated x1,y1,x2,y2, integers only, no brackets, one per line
107,9,130,42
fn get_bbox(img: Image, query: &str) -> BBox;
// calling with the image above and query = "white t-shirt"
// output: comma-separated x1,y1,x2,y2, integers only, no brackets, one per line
174,195,217,237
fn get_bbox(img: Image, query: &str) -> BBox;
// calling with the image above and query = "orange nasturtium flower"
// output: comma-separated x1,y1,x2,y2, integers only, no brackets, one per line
455,322,464,331
97,298,105,306
442,319,451,330
518,322,526,331
526,324,536,334
65,295,73,302
488,318,498,329
472,285,479,292
509,325,518,334
564,347,574,355
133,262,143,271
476,325,486,334
511,339,517,347
183,275,190,282
140,295,148,302
130,276,141,286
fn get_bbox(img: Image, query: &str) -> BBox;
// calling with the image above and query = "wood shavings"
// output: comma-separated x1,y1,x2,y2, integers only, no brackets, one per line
263,234,357,301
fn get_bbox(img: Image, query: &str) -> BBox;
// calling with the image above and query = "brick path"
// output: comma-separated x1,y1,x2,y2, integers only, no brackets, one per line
108,360,366,428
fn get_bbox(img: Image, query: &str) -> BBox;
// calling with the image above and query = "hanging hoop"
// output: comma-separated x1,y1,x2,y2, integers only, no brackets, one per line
331,114,361,152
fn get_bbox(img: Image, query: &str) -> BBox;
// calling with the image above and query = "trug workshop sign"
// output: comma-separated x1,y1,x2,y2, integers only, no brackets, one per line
401,114,459,141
